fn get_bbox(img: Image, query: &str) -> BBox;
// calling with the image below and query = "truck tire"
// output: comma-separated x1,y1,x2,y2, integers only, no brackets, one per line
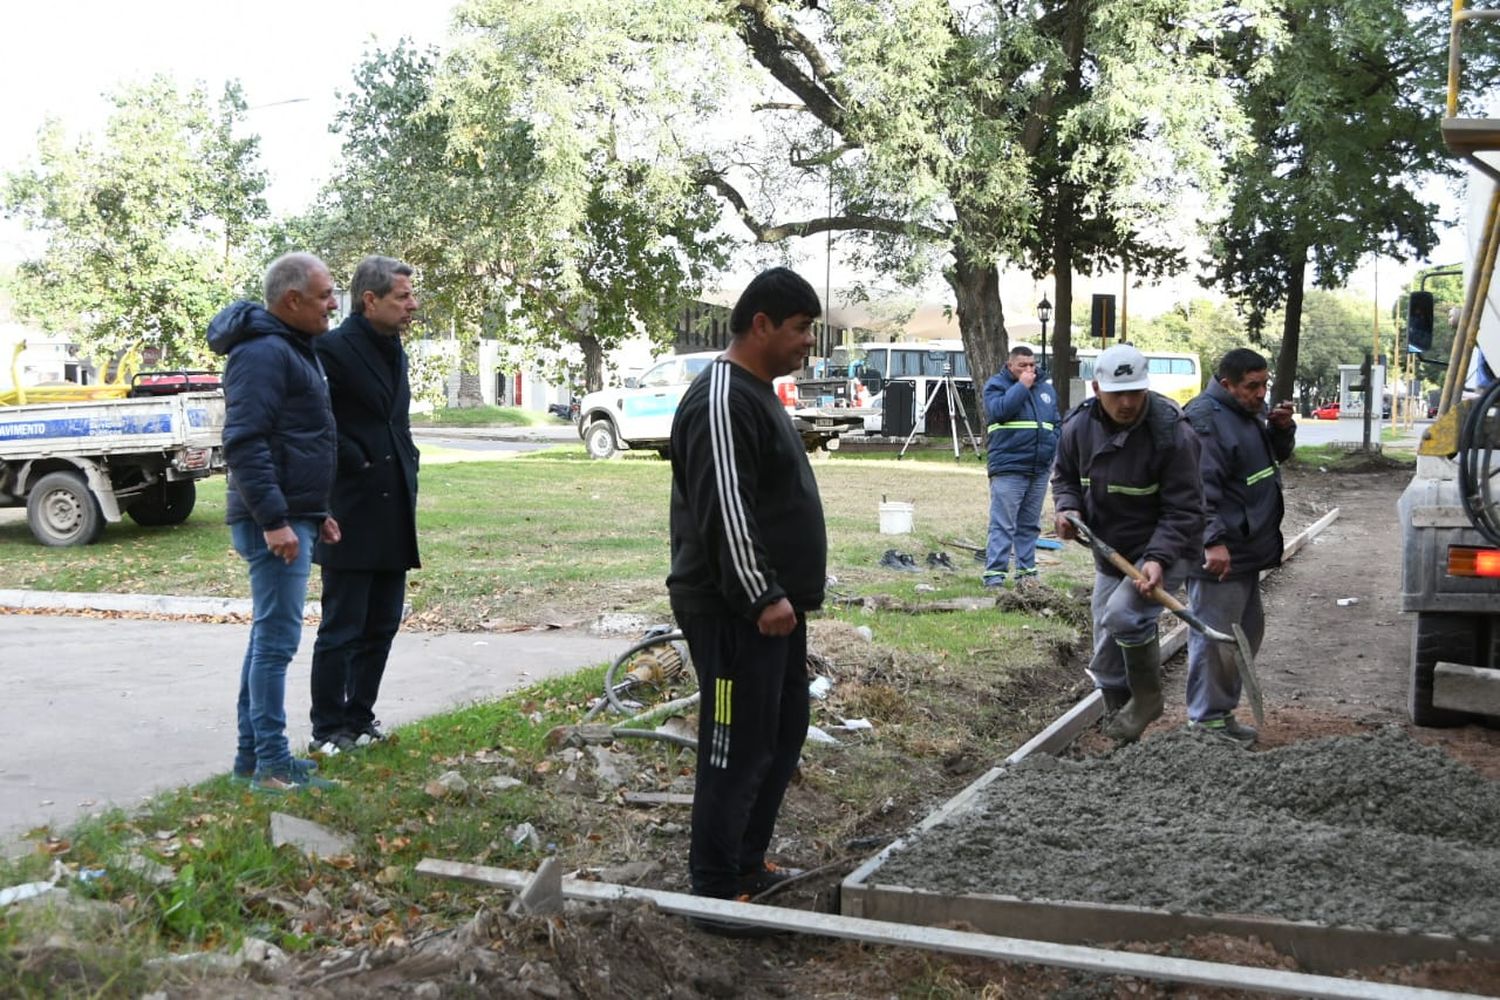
1409,612,1482,728
584,420,618,460
127,480,197,526
26,470,105,547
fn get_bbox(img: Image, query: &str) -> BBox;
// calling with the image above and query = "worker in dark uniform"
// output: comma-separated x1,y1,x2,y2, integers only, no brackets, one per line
666,267,826,935
1052,343,1204,743
1183,348,1295,745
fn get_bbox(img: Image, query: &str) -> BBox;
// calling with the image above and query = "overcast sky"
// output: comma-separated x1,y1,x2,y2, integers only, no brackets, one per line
0,0,452,261
0,1,1471,319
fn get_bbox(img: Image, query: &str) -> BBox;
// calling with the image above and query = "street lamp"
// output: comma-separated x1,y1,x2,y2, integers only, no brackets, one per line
1036,296,1053,375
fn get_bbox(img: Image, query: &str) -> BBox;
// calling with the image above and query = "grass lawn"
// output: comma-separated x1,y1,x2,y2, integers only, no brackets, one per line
409,405,564,428
0,448,1092,630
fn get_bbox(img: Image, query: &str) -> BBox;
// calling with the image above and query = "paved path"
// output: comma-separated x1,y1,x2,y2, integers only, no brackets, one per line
0,615,622,844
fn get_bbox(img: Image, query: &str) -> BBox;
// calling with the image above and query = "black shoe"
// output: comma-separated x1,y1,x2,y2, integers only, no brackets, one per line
308,733,356,756
925,552,956,571
896,552,921,572
353,721,388,747
739,861,804,898
880,549,921,572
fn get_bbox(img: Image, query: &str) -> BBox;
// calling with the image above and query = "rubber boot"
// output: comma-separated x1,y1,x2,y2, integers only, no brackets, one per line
1100,687,1131,717
1103,637,1164,743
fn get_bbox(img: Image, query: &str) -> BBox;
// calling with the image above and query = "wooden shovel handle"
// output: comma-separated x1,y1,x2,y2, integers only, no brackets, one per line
1063,512,1185,613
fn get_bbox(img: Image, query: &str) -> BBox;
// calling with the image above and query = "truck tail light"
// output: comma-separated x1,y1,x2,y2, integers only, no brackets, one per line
1447,546,1500,578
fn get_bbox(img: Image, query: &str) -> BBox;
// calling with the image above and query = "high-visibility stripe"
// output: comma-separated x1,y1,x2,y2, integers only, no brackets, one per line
1246,466,1277,486
986,420,1055,433
1079,477,1091,487
721,678,732,726
1106,482,1160,496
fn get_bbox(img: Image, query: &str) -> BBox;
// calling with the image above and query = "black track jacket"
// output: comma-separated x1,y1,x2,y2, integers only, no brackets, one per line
667,358,827,620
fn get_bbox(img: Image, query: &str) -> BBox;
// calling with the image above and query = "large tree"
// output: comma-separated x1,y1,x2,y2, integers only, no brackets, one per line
441,0,1259,386
1204,0,1498,404
4,77,268,367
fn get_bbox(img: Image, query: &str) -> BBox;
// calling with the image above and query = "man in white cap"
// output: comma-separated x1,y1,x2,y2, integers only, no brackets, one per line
1051,343,1204,742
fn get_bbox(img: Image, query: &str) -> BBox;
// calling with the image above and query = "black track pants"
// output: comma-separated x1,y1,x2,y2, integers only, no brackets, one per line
675,608,809,899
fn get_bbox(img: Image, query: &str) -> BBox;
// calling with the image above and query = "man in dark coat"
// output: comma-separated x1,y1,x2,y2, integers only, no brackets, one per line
210,251,341,792
1183,348,1295,745
308,256,422,753
981,345,1061,588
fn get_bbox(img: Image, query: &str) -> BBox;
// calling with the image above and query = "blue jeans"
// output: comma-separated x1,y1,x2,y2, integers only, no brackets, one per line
1184,575,1265,722
985,473,1049,580
231,518,318,776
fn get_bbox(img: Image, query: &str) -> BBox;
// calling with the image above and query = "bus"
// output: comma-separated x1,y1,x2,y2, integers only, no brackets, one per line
1072,348,1202,405
815,341,973,435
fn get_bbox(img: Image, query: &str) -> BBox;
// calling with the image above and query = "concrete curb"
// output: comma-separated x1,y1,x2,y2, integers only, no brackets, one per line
0,589,318,618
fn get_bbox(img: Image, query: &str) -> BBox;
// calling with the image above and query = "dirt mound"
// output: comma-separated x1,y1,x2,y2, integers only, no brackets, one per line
876,726,1500,940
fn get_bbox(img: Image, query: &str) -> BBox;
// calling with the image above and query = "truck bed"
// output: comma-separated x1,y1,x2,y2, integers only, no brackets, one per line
0,392,225,461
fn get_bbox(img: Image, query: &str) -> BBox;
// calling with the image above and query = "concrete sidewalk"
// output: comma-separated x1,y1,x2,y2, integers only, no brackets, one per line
0,614,622,844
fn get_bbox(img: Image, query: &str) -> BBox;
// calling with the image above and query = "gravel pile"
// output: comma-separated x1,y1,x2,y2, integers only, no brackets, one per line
875,727,1500,939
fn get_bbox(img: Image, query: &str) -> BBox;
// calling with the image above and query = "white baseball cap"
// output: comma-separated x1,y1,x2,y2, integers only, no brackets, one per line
1094,344,1150,392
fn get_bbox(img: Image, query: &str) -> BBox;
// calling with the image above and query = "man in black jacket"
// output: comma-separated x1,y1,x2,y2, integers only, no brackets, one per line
209,252,341,793
666,268,825,932
308,256,422,754
1183,348,1295,744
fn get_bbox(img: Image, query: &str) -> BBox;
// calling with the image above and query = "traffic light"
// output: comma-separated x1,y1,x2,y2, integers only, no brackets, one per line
1407,291,1434,353
1090,294,1116,341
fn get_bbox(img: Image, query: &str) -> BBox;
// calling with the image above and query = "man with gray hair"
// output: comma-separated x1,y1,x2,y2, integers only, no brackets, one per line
209,251,341,792
307,256,422,755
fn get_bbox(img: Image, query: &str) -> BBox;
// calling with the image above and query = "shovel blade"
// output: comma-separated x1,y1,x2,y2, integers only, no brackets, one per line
1231,623,1265,729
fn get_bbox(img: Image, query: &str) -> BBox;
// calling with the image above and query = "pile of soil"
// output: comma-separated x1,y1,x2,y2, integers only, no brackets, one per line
876,726,1500,939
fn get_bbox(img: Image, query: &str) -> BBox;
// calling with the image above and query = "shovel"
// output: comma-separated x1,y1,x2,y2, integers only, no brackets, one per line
1062,513,1264,728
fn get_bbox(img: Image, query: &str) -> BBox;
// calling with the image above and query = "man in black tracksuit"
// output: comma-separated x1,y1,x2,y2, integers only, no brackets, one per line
1183,348,1295,744
667,268,825,933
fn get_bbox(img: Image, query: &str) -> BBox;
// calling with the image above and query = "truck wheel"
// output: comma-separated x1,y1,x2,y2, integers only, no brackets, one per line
1409,612,1482,728
127,480,197,526
584,420,618,460
26,470,105,546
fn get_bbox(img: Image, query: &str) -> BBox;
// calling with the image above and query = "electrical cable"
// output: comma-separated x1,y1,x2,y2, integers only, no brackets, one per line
1457,379,1500,544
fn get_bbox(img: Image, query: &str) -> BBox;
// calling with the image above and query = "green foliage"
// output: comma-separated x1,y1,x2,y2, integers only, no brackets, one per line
304,35,730,393
1203,0,1499,399
1127,299,1255,392
3,78,268,367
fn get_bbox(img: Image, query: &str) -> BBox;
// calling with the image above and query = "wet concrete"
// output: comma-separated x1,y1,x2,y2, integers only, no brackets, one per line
875,727,1500,940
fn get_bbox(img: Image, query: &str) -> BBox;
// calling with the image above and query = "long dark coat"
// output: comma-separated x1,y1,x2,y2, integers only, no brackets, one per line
313,313,421,572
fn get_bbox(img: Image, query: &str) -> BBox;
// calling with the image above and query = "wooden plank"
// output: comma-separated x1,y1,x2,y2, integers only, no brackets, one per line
621,791,694,807
848,880,1500,977
1276,506,1341,566
416,860,1485,1000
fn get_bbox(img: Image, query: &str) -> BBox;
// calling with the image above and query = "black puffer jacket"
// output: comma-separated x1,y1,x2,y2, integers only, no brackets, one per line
208,302,337,530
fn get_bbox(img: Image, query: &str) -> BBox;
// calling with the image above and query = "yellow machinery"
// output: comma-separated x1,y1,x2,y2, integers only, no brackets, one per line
0,341,136,406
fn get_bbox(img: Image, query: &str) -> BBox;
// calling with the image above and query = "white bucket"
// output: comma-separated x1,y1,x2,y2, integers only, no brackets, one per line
879,500,914,535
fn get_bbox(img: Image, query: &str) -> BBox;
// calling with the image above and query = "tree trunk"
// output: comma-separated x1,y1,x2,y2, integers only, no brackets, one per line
1273,253,1307,405
581,332,607,393
946,246,1007,384
1051,192,1077,411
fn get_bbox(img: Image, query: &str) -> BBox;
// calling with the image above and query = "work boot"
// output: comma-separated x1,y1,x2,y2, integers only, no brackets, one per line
1103,638,1164,743
1099,687,1131,717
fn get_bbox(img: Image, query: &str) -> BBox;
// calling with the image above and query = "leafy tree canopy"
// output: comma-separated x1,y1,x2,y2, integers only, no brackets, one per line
4,77,267,367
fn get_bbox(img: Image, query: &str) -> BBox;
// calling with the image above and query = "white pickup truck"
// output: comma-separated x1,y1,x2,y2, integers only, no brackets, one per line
576,351,863,459
0,389,226,545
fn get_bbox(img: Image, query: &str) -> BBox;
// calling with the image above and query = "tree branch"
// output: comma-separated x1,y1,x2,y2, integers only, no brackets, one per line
790,143,855,168
734,1,849,131
696,169,947,243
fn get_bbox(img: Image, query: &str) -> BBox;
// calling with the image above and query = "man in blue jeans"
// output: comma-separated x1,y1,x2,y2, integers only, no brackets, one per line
209,252,343,792
981,346,1060,588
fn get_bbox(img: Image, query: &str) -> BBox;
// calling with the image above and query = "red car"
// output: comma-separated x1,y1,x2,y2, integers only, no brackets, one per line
1313,402,1340,420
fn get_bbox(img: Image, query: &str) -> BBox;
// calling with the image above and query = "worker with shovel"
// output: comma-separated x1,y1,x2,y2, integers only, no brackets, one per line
1052,344,1204,742
1181,348,1295,745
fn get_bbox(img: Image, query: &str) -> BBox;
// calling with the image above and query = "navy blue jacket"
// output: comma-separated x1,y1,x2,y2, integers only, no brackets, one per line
983,367,1061,477
1184,379,1296,579
208,302,337,530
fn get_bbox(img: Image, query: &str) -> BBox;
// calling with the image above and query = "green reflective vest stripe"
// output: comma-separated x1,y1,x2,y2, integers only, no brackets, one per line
1079,477,1091,487
987,420,1055,434
1106,482,1160,496
1246,466,1277,486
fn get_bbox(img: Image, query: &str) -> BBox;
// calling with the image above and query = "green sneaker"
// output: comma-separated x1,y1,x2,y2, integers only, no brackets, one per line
251,766,338,793
1189,715,1258,746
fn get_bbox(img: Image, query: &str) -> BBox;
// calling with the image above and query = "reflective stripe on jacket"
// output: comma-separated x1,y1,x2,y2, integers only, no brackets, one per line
1184,379,1296,578
982,368,1061,477
1050,393,1204,577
